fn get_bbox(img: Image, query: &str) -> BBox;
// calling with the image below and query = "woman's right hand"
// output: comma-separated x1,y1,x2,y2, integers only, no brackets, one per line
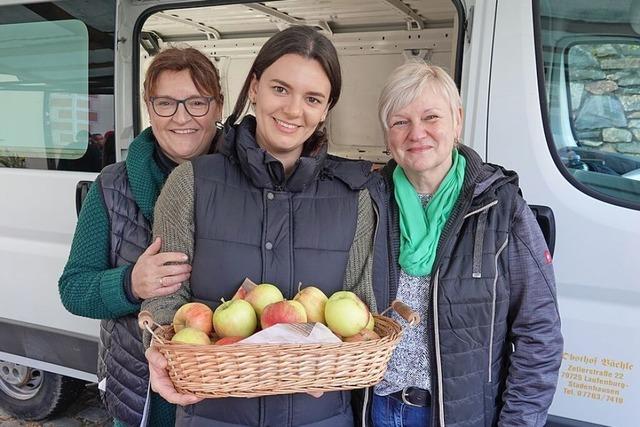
131,237,191,300
146,347,203,406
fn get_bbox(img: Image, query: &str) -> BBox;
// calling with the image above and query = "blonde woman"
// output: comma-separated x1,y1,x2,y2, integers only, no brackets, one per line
370,61,563,427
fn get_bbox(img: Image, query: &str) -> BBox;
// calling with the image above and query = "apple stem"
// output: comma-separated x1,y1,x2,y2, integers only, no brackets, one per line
220,297,226,304
298,282,302,293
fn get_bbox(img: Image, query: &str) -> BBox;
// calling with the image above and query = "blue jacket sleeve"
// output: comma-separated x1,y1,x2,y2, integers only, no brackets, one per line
499,198,563,426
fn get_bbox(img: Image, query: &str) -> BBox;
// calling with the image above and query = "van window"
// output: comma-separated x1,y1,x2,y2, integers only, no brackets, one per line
537,0,640,207
0,1,115,171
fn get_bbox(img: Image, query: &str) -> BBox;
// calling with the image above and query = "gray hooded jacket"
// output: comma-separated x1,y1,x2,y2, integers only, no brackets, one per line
376,145,563,427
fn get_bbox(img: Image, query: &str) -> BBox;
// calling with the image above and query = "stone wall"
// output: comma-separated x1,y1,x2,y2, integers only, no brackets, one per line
570,43,640,158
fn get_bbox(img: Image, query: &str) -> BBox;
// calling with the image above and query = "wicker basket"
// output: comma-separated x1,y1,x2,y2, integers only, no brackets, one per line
140,300,418,398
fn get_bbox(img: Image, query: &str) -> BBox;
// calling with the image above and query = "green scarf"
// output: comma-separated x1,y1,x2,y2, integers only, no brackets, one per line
393,149,466,276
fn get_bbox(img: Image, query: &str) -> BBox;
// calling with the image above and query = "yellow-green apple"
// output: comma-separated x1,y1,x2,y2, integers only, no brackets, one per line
293,284,328,324
260,300,308,329
342,329,380,342
172,302,214,335
171,327,211,345
324,291,370,338
365,313,375,331
213,299,257,338
244,283,284,318
214,336,244,345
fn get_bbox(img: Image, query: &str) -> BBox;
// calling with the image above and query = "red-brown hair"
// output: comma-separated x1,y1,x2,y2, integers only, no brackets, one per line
143,47,223,103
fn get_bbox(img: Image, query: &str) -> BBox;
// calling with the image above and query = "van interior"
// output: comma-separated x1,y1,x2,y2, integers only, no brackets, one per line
138,0,461,164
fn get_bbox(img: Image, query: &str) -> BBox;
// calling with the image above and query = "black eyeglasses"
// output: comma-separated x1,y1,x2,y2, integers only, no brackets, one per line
149,96,215,117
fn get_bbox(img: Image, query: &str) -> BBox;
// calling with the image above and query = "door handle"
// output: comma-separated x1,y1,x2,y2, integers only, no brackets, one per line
75,181,93,218
529,205,556,256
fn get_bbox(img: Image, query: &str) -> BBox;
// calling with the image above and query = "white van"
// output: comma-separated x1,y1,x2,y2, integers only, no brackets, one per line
0,0,638,425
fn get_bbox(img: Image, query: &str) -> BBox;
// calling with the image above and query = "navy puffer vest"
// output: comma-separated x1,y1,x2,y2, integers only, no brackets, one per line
178,117,371,427
97,161,151,426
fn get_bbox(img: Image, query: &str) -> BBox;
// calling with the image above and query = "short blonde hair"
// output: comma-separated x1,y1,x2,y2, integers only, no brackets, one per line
378,60,461,135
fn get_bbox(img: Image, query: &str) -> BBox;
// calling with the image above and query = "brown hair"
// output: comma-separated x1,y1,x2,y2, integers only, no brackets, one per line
143,47,223,103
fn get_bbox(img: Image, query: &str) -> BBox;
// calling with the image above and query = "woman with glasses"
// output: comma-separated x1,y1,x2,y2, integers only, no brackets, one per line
58,47,223,427
142,26,389,426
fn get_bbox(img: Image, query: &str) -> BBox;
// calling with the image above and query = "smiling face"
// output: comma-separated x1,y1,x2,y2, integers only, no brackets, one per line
147,69,221,163
249,54,331,168
387,85,462,192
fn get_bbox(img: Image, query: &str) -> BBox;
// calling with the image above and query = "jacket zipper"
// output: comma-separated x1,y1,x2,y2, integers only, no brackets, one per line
288,194,294,298
362,387,370,427
463,200,498,219
432,268,446,427
488,236,509,382
288,193,294,427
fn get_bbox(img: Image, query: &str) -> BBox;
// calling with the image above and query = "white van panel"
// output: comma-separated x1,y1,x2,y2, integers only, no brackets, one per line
460,0,496,157
0,168,99,337
485,1,640,424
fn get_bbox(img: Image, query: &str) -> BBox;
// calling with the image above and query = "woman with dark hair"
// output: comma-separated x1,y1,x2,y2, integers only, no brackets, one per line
58,46,223,427
143,25,389,426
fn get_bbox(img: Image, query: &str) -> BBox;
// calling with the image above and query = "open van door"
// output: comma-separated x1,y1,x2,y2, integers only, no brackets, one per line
115,0,463,158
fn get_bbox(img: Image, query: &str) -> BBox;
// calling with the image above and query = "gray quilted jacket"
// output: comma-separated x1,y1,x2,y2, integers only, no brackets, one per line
376,145,563,427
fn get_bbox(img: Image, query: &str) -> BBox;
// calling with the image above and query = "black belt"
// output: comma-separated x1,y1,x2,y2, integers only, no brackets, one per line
390,387,431,407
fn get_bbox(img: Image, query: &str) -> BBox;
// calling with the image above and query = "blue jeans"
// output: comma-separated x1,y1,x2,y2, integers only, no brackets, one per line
372,393,431,427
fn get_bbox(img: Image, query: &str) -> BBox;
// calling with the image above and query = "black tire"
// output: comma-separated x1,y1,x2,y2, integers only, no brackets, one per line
0,361,85,421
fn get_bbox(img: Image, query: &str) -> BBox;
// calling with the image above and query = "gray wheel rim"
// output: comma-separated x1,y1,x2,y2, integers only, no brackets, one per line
0,361,43,400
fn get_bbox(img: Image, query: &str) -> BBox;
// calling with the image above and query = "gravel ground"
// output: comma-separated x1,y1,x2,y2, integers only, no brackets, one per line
0,384,111,427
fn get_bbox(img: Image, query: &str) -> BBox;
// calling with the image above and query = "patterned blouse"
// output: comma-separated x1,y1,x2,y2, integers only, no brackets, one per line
375,193,433,395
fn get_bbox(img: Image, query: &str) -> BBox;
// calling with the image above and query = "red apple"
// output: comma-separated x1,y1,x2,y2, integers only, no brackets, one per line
244,283,284,318
171,327,211,345
213,299,258,338
232,277,258,300
232,287,248,300
260,300,307,329
293,284,328,324
324,291,370,338
214,336,245,345
172,302,214,335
